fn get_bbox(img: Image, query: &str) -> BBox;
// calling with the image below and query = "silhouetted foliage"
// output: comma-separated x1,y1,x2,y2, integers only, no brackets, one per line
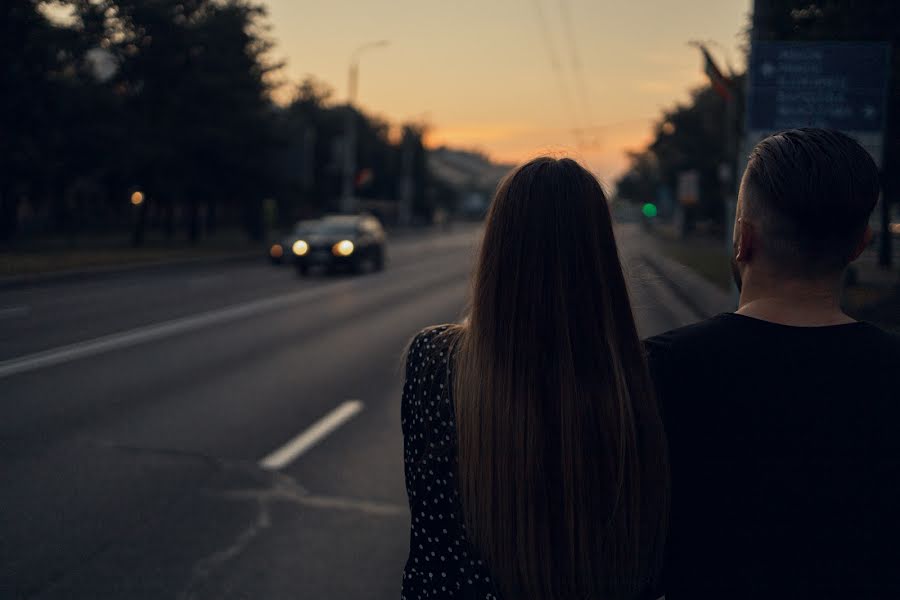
616,78,743,229
618,1,898,232
1,1,448,246
1,1,70,240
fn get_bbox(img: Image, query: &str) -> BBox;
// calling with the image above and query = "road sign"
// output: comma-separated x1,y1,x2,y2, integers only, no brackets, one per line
677,170,700,207
745,41,891,166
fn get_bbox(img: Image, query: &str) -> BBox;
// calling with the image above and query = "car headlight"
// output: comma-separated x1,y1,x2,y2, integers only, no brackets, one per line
292,240,309,256
270,244,283,258
333,240,354,257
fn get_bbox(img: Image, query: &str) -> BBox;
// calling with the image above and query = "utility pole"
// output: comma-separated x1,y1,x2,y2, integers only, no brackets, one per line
722,78,738,254
691,40,740,305
690,41,738,251
399,130,415,226
341,40,389,214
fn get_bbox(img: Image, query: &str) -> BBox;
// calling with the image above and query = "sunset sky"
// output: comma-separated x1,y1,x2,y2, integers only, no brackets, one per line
265,0,751,182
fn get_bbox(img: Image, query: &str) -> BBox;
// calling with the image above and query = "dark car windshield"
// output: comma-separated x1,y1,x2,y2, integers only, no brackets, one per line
311,222,358,236
292,221,318,235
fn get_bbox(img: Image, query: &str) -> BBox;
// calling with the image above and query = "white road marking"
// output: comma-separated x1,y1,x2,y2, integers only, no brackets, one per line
259,400,364,470
0,255,450,380
0,281,352,380
0,305,30,320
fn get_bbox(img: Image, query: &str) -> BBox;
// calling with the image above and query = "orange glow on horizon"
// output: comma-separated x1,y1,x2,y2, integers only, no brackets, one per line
264,0,750,183
425,119,657,182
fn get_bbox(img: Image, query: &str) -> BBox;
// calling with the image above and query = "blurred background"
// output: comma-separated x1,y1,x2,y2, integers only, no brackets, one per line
1,1,898,598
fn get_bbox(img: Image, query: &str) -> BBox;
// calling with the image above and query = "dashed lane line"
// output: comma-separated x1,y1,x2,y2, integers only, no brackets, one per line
259,400,364,470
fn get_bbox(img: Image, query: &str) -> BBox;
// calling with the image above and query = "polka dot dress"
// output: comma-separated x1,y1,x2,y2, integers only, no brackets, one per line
401,325,500,599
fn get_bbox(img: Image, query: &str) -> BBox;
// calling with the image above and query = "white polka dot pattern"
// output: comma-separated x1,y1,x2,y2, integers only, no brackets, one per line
401,325,499,599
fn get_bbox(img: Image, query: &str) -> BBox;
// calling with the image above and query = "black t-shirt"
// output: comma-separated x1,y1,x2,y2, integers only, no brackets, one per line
645,313,900,599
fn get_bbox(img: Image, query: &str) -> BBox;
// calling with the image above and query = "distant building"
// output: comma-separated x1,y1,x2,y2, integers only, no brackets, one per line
428,147,512,196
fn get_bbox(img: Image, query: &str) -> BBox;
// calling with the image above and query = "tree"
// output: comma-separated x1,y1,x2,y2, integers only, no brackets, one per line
616,77,743,230
616,151,659,206
109,0,280,243
2,2,448,246
0,1,70,240
276,77,344,222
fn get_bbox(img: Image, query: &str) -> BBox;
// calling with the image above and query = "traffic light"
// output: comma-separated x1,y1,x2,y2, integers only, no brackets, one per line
642,203,658,218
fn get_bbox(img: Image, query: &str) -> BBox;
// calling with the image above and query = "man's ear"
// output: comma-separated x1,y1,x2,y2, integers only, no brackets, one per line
734,218,755,263
850,225,874,262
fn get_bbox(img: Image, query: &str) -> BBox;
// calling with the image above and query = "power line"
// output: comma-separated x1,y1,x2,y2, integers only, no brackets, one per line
530,0,584,150
557,0,593,129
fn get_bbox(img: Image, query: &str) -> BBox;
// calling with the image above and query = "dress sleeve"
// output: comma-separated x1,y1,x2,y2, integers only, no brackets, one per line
402,328,452,598
401,325,456,502
400,327,498,599
401,330,429,505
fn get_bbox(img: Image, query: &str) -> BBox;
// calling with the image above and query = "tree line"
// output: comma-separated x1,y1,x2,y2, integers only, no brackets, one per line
615,76,743,231
1,0,444,246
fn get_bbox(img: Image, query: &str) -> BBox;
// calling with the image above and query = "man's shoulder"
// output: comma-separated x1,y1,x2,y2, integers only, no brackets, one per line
644,314,900,370
644,313,737,356
855,322,900,356
642,315,740,394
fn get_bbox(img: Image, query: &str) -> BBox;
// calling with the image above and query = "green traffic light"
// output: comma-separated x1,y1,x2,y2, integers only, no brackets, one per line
642,203,658,218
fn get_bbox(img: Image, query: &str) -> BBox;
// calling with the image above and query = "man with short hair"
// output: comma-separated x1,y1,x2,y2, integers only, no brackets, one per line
646,128,900,599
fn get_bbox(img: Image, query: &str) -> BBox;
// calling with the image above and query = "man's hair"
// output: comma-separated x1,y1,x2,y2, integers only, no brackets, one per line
742,128,881,276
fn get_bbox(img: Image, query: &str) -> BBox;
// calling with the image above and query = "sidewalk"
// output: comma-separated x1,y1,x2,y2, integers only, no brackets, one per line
644,221,900,332
1,226,262,282
649,222,733,291
638,230,736,319
0,250,264,290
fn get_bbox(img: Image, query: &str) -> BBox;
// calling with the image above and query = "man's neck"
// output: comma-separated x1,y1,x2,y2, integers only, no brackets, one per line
736,273,855,327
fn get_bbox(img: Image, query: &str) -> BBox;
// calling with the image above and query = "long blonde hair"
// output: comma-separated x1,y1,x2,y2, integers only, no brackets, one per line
451,157,668,599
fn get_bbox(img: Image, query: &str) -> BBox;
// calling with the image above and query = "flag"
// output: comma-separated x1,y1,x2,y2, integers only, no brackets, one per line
700,45,733,101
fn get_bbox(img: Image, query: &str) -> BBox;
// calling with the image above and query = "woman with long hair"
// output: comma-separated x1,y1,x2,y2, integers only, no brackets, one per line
401,157,668,600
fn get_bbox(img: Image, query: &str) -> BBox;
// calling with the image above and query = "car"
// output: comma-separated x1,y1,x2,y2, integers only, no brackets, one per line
292,214,386,276
268,220,318,265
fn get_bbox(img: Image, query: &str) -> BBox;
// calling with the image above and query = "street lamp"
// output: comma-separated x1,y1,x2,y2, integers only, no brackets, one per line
341,40,390,214
130,189,147,247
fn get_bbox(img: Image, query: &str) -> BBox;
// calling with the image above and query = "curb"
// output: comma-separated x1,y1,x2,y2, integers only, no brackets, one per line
640,250,736,319
0,251,261,291
0,225,465,291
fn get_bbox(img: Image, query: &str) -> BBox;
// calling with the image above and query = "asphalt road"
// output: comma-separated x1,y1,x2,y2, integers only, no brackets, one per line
0,223,701,599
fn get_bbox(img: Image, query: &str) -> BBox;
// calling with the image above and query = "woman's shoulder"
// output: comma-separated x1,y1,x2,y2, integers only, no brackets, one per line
407,323,458,357
405,324,458,380
402,324,459,430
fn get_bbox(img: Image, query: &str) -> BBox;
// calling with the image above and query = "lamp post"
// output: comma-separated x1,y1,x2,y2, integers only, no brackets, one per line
341,40,390,214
